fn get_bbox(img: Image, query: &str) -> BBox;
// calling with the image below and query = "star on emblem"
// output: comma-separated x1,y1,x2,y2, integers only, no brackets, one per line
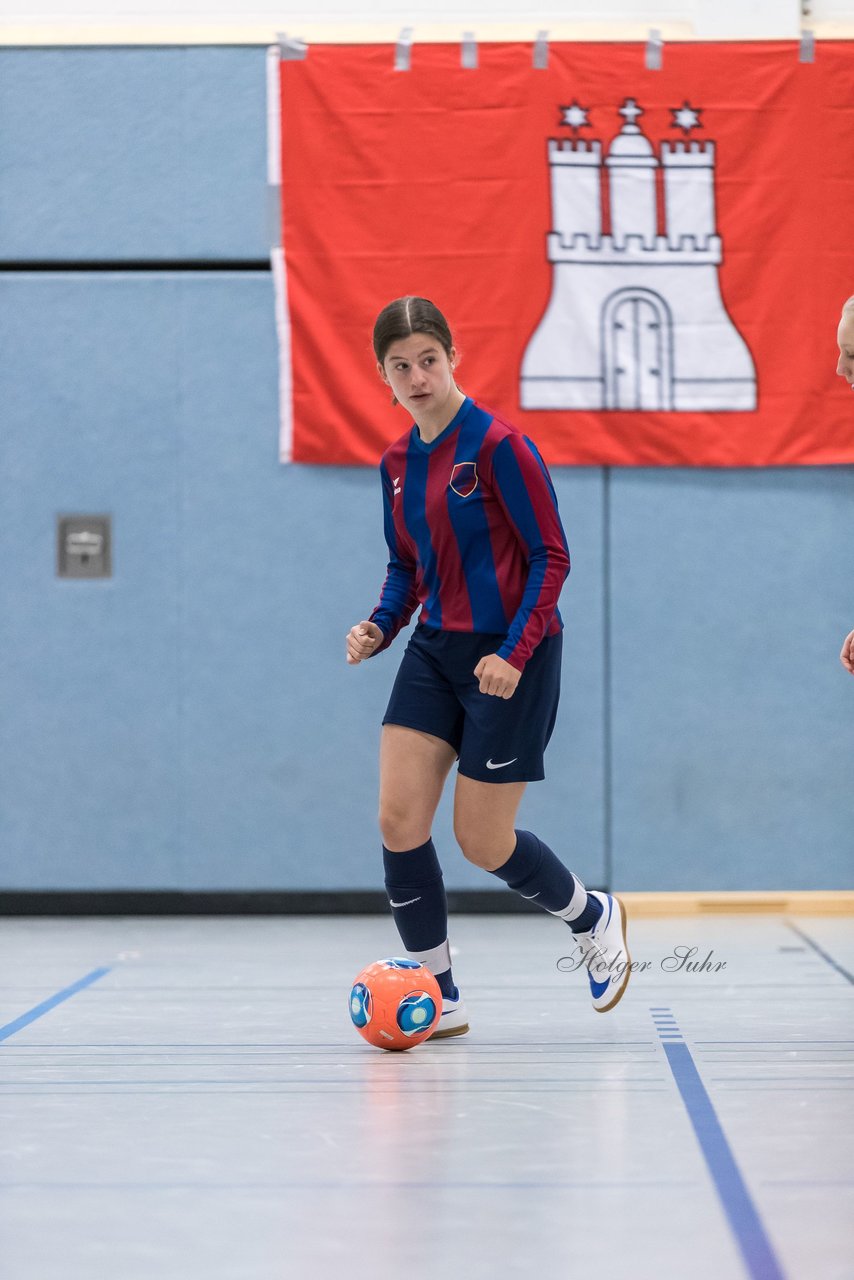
670,101,703,135
560,101,591,133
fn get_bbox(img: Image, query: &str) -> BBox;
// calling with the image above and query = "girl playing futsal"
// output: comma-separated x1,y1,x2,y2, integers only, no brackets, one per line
346,296,630,1037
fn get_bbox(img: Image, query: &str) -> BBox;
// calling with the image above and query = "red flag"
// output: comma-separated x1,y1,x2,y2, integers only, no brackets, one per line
275,41,854,467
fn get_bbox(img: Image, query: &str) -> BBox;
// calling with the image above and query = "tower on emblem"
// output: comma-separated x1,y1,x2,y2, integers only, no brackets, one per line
521,100,757,413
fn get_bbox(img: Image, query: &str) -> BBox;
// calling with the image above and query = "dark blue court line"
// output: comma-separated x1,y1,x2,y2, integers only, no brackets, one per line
652,1009,787,1280
785,922,854,985
0,968,112,1044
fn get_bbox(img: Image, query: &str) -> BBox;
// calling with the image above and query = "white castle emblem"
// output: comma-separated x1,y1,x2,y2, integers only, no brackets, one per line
521,98,757,412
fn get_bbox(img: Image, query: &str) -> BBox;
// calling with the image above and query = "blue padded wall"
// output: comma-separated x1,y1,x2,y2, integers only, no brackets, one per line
0,272,606,892
0,47,851,893
1,273,187,887
0,48,268,260
609,469,854,889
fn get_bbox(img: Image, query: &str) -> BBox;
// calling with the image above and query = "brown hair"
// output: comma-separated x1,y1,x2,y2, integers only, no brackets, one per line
372,296,454,366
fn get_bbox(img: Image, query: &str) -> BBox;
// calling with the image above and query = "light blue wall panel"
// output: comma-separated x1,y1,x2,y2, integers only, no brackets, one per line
0,49,268,260
609,469,854,890
0,272,185,887
0,271,606,891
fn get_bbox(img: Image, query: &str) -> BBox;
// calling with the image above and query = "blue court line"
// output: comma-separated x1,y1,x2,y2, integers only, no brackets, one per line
0,968,112,1044
785,922,854,985
652,1009,787,1280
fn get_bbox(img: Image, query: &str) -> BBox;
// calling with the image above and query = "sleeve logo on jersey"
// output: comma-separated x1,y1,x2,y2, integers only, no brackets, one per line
449,462,479,498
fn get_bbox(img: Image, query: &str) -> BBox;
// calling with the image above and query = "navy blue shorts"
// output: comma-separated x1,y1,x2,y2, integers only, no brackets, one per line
382,626,562,783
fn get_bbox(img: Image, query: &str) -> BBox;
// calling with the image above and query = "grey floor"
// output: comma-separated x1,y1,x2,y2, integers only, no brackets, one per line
0,913,852,1280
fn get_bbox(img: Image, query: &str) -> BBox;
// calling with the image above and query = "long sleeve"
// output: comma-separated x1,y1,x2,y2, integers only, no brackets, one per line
489,434,570,671
368,462,419,655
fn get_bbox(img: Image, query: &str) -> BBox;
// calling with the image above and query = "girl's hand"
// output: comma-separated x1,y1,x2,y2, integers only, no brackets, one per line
473,653,522,699
346,621,384,664
841,629,854,675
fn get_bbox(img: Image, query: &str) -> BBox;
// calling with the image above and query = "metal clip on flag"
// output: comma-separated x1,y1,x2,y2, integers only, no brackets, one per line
461,32,478,70
277,33,308,60
799,30,815,63
395,28,413,72
645,29,663,71
533,31,549,70
265,45,282,248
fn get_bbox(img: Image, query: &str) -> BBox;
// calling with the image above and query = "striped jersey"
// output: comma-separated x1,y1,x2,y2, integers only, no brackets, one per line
369,396,570,671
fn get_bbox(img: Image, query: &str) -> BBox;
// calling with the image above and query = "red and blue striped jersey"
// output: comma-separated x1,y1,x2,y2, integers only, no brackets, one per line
369,397,570,671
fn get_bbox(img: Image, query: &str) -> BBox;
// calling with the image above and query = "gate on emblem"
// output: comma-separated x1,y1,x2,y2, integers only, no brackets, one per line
603,288,674,412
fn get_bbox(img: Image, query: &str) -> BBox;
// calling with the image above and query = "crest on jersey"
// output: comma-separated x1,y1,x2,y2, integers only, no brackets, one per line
450,462,478,498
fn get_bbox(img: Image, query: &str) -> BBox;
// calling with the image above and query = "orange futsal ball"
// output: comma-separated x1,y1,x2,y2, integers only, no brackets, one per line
349,958,442,1051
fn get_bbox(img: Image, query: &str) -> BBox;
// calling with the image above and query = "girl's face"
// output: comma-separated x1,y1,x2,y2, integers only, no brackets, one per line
837,312,854,389
379,333,457,415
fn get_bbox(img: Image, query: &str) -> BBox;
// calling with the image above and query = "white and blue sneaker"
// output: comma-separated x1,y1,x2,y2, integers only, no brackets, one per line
573,892,631,1012
429,991,470,1039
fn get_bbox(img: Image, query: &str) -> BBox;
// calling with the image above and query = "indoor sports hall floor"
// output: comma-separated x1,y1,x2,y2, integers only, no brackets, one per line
1,912,851,1280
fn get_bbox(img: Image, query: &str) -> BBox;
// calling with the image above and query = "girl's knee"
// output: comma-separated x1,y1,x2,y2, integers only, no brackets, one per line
453,820,509,871
379,802,429,853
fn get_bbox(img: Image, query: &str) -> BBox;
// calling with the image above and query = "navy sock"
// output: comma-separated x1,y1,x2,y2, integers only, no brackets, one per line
383,839,457,1000
488,829,603,933
569,891,604,933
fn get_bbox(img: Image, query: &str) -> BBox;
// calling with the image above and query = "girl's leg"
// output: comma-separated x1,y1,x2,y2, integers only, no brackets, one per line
379,724,456,852
453,774,602,931
379,725,459,999
451,776,527,870
453,773,631,1013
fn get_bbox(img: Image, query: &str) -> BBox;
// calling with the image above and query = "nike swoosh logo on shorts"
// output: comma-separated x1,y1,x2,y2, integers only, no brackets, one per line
486,758,518,770
389,896,422,908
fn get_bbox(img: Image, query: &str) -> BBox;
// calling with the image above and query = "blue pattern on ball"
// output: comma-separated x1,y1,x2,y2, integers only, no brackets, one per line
382,957,422,970
349,982,372,1027
397,991,438,1037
